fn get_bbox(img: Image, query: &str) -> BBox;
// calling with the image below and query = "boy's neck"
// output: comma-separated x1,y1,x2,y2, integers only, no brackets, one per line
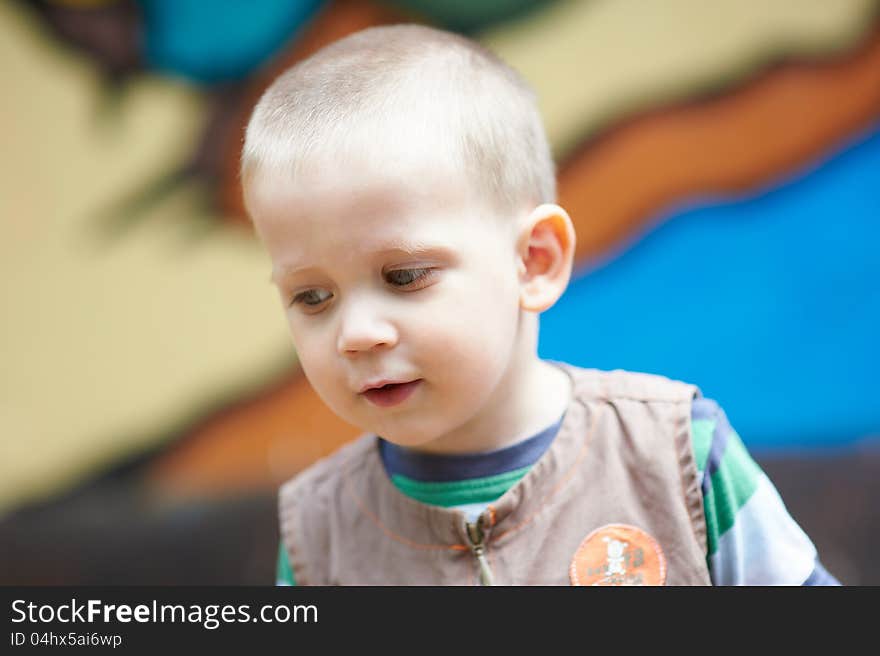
403,356,573,456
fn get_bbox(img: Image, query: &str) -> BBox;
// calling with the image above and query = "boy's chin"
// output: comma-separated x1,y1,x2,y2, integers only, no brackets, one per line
363,418,444,449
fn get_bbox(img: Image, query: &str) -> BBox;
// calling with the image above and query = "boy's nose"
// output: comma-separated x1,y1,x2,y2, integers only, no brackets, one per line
336,308,399,357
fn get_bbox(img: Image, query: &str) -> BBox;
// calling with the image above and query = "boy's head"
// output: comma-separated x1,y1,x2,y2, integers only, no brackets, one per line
242,23,555,213
242,24,575,453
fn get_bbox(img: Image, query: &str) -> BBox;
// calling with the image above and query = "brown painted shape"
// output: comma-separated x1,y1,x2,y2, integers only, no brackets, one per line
146,369,360,496
560,25,880,264
149,25,880,498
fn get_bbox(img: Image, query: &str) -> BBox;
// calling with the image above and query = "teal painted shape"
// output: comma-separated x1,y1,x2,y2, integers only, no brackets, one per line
141,0,324,82
385,0,558,33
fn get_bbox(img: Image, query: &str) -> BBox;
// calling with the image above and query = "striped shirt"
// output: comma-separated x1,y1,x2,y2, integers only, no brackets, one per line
276,396,838,586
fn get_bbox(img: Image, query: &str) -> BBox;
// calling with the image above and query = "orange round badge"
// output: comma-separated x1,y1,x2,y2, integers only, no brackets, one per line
569,524,666,586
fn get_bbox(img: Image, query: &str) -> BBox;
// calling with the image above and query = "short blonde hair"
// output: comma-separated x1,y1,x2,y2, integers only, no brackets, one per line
241,24,555,212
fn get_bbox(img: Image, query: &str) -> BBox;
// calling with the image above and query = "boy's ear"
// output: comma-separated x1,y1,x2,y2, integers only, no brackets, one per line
516,203,576,313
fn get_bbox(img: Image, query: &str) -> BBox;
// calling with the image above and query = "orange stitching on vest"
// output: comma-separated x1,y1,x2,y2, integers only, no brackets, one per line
343,452,468,552
491,401,596,542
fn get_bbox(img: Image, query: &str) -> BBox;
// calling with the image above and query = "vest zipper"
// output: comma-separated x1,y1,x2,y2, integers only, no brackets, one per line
465,517,495,586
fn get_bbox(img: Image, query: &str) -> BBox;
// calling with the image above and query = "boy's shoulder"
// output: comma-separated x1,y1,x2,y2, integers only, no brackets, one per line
279,431,376,503
554,361,702,404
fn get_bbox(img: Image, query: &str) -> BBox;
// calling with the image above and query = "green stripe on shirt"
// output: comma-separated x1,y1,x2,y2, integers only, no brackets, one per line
702,428,762,556
389,465,531,507
277,542,295,585
690,418,715,472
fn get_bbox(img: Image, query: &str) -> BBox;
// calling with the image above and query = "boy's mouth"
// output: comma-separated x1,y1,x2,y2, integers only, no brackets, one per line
360,379,422,408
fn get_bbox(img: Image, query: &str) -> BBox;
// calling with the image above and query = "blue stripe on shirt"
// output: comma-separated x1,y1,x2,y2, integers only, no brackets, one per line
379,414,564,482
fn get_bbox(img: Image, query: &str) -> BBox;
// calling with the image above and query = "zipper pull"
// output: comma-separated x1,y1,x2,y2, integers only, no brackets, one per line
465,517,495,586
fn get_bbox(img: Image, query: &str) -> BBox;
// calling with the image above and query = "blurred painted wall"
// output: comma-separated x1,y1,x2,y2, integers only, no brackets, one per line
1,0,878,584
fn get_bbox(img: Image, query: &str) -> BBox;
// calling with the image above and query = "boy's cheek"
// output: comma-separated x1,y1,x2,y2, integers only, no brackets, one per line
283,330,326,374
282,317,302,346
289,333,324,364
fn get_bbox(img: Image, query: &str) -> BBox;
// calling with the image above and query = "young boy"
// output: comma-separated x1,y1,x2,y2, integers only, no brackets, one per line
241,24,838,586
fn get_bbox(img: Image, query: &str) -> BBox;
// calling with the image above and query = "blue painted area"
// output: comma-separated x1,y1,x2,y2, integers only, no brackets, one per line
141,0,324,82
540,125,880,451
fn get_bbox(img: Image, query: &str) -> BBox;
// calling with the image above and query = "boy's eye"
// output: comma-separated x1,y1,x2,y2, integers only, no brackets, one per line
290,288,332,308
384,267,435,288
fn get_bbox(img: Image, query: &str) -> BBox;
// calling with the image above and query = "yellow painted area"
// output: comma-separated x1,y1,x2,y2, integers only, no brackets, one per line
481,0,880,157
0,4,295,514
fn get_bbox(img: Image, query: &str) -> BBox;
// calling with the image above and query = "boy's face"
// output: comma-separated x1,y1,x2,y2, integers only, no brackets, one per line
246,157,529,452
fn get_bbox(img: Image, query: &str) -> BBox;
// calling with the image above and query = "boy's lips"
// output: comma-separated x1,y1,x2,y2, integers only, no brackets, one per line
359,379,422,408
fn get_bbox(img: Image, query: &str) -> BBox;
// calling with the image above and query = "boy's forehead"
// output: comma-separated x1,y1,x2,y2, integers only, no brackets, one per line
250,146,464,210
250,181,440,266
245,140,505,244
245,137,518,276
250,171,492,279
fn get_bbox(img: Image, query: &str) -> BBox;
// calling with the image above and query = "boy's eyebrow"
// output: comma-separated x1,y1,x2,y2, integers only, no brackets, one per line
269,239,456,284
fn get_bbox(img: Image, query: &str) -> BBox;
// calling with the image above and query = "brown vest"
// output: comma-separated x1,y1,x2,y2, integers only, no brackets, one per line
279,363,711,585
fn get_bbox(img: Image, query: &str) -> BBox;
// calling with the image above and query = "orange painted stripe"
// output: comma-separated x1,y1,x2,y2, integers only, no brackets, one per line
151,23,880,498
561,25,880,264
146,370,360,496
